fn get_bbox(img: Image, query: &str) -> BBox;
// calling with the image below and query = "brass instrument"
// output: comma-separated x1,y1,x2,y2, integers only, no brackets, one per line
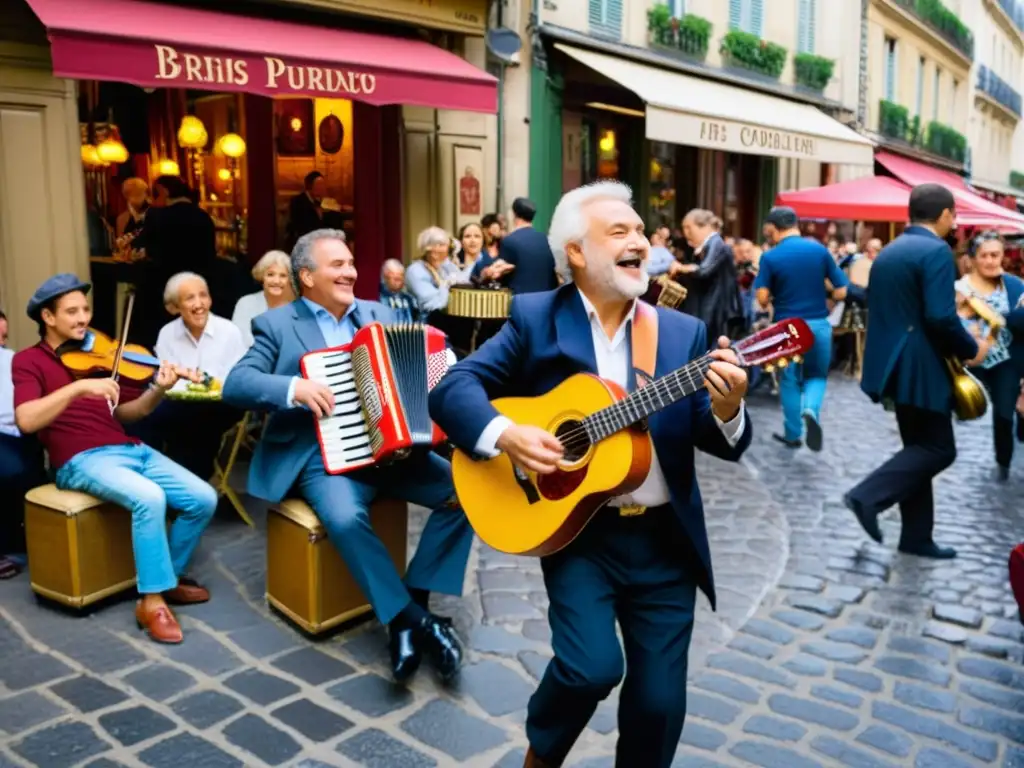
655,274,688,310
966,296,1005,340
946,293,998,421
446,285,511,319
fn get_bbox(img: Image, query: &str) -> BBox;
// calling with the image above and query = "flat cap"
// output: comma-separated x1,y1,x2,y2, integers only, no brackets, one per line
27,274,91,320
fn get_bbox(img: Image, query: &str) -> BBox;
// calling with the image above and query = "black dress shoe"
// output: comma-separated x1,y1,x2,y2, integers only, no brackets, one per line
898,541,957,559
802,413,823,452
772,433,801,448
843,492,883,544
419,615,463,682
996,465,1010,482
388,624,422,683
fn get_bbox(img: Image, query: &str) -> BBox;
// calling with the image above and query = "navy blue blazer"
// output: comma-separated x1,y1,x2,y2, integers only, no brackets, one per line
428,285,753,608
997,274,1024,374
471,227,559,294
860,226,979,413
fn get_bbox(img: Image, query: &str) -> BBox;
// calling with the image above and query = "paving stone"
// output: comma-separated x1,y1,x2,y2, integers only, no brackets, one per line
494,749,527,768
0,691,65,735
227,623,300,658
671,758,731,768
481,593,543,622
340,626,389,665
874,656,951,687
767,693,859,731
271,647,355,685
85,760,129,768
11,721,111,766
727,634,777,660
933,604,984,629
914,748,975,768
827,557,888,579
706,653,796,689
961,679,1024,714
223,668,300,705
0,652,73,690
327,673,415,717
825,626,879,649
810,684,862,709
223,713,302,766
958,657,1024,690
50,675,129,713
587,702,617,735
741,619,795,645
833,667,883,692
158,630,242,676
687,691,741,725
922,620,968,645
521,620,552,643
183,599,266,632
782,654,827,677
338,728,439,768
967,635,1020,659
742,715,806,742
729,740,824,768
122,664,195,702
777,574,825,592
271,698,354,742
469,625,540,656
1004,745,1024,767
892,681,956,713
170,690,245,729
872,701,999,762
854,725,913,758
517,650,551,681
692,672,760,704
989,619,1024,642
801,640,869,664
457,661,534,716
886,636,951,664
849,612,891,630
98,705,176,747
138,738,243,768
679,720,728,751
770,609,826,631
957,705,1024,744
810,735,897,768
825,585,866,604
401,699,508,761
478,570,544,591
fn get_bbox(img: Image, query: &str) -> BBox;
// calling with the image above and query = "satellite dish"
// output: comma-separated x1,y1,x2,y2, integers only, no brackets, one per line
486,27,522,63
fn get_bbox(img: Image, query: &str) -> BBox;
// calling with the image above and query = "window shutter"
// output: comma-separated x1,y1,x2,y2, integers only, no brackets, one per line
797,0,816,53
672,0,687,17
750,0,764,37
885,40,897,101
729,0,743,30
589,0,622,39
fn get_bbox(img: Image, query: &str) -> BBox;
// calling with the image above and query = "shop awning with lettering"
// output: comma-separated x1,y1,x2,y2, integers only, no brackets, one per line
555,44,873,166
24,0,497,113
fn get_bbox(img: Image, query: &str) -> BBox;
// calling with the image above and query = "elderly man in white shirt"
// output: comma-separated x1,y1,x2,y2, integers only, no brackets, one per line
150,273,246,480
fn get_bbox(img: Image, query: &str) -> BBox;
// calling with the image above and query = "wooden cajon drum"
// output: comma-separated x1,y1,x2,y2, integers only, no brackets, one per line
266,497,408,634
24,484,136,608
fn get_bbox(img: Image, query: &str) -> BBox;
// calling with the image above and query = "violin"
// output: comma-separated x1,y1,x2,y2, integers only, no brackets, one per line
58,328,161,383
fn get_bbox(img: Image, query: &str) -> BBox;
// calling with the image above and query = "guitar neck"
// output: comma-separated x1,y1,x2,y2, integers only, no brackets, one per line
582,355,714,443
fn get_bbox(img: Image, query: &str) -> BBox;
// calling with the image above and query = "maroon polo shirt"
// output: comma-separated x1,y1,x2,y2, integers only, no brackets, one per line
12,342,140,470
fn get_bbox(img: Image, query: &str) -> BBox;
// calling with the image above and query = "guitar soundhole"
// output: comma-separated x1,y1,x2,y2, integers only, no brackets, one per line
555,420,590,463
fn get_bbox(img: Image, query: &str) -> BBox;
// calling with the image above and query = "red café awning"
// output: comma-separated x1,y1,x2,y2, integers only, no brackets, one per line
24,0,497,113
776,175,913,221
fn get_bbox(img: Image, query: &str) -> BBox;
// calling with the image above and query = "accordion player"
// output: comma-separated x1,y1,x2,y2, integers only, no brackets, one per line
300,322,456,474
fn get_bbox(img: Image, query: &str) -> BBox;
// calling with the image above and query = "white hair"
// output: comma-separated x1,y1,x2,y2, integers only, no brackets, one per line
163,272,207,307
381,258,405,278
417,226,450,255
251,250,290,282
548,181,633,282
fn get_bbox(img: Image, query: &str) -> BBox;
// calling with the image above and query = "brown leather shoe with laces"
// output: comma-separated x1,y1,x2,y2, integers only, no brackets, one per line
164,577,210,605
135,599,183,644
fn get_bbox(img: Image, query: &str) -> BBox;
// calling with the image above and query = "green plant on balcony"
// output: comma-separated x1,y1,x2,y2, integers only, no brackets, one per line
925,121,967,162
879,99,910,141
892,0,974,59
793,53,835,91
647,4,712,60
720,30,787,79
1011,170,1024,191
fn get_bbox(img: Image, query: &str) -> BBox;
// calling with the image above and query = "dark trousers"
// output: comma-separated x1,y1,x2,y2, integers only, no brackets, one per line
129,400,243,481
848,404,956,545
0,433,46,554
973,361,1019,469
527,507,696,768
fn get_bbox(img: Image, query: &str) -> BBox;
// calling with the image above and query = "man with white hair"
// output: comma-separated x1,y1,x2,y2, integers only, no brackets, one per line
379,258,417,323
429,182,752,768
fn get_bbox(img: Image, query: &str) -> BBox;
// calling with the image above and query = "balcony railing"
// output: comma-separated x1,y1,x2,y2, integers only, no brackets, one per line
891,0,975,59
647,5,712,60
879,99,967,162
996,0,1024,33
978,65,1023,117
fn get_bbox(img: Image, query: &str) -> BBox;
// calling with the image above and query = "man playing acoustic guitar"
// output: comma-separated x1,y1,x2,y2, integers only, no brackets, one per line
429,182,752,768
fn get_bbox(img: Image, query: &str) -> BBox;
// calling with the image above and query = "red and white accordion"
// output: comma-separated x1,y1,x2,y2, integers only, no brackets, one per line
300,323,456,474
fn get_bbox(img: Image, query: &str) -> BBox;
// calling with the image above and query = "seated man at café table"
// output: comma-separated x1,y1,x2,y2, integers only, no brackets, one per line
151,272,247,481
223,229,472,683
379,259,419,324
12,274,217,643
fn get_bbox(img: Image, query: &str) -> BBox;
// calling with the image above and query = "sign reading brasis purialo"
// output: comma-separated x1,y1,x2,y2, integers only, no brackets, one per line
154,45,378,97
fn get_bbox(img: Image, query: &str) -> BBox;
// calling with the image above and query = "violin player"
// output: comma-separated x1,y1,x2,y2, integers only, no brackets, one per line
11,274,219,644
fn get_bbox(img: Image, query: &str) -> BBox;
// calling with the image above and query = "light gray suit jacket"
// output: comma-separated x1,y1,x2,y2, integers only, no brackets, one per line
222,298,395,502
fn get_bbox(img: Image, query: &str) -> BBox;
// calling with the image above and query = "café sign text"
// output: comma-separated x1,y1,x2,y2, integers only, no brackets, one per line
699,120,817,157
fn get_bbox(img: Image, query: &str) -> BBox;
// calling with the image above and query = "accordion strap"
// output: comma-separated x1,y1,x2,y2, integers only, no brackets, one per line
631,301,658,388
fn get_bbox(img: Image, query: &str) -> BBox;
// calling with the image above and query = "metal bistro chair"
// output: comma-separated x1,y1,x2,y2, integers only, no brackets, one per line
210,411,263,527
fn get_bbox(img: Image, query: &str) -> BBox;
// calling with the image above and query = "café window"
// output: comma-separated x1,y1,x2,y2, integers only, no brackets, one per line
649,142,676,228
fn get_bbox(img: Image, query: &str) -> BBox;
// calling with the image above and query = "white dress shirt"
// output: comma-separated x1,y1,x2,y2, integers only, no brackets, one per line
154,314,247,389
474,289,746,507
231,291,269,348
0,348,19,437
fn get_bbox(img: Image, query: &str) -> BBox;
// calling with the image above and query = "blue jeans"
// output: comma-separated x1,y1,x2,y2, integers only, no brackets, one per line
779,317,833,441
56,443,217,594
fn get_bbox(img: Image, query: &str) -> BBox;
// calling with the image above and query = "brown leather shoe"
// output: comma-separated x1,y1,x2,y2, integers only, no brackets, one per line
135,600,183,644
164,577,210,605
524,747,555,768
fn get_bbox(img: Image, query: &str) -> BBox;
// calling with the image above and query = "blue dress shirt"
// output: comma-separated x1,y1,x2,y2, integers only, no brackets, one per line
286,298,358,407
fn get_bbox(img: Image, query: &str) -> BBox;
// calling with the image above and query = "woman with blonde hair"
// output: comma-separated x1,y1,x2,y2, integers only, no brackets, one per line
231,250,294,347
405,226,460,314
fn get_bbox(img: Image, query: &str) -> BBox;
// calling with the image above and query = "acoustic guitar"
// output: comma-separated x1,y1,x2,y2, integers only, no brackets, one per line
452,318,814,556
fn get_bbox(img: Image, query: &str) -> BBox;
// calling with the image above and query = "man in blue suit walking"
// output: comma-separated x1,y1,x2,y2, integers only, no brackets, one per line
429,182,751,768
844,184,990,559
223,229,473,682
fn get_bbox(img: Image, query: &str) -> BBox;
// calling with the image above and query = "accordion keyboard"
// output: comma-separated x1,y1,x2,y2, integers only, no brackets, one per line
301,349,374,472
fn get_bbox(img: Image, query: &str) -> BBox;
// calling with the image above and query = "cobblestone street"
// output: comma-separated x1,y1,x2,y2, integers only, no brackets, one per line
1,376,1023,767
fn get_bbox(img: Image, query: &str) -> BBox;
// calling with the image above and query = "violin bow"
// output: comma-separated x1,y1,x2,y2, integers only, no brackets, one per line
107,288,137,412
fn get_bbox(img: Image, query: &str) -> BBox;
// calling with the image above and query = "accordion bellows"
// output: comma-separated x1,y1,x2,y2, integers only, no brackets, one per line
301,323,455,474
